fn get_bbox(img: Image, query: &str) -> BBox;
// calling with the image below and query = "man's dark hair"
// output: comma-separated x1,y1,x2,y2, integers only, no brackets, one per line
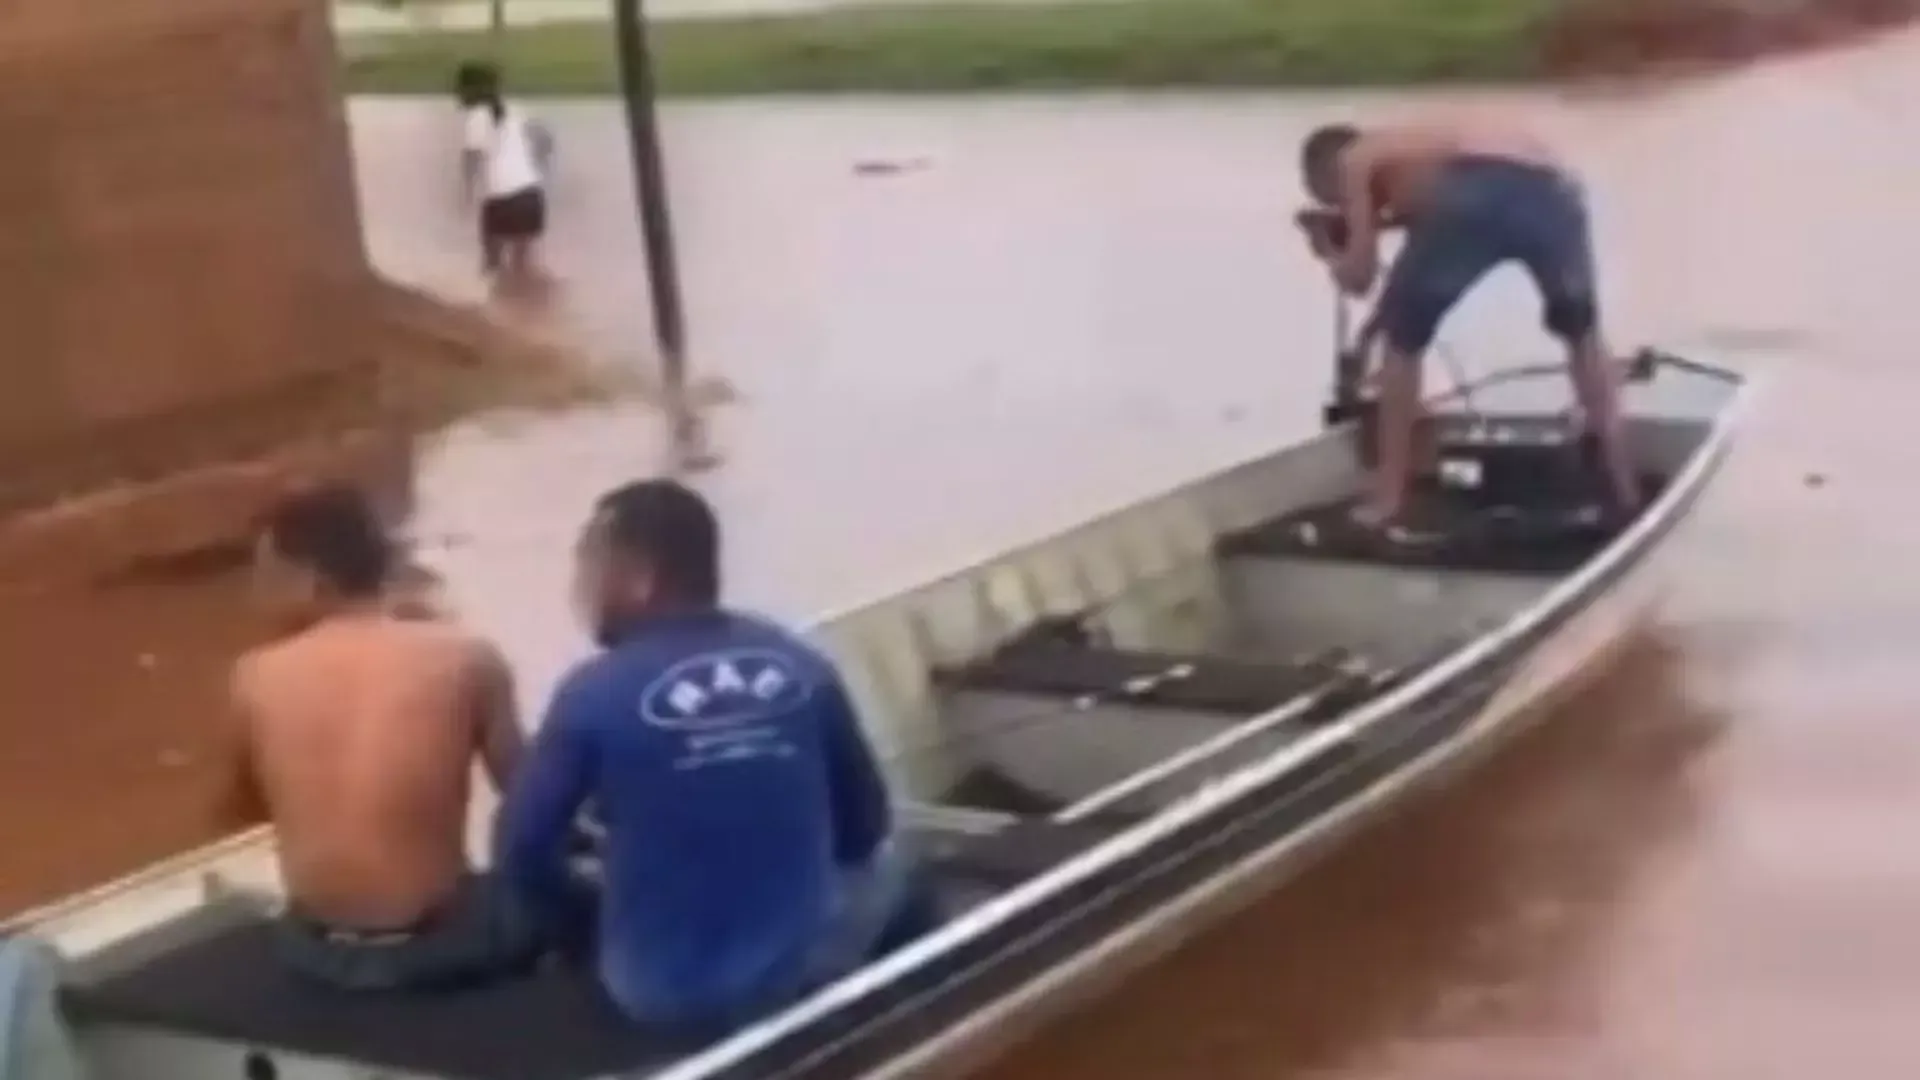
1300,123,1360,202
262,485,394,598
454,60,503,113
595,479,721,605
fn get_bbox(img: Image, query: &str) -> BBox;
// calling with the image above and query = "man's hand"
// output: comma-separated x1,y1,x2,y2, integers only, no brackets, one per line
1294,208,1347,261
1332,245,1378,297
1297,207,1377,296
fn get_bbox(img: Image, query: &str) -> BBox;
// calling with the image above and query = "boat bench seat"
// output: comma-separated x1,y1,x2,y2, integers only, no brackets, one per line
63,901,686,1080
61,824,1100,1080
935,640,1336,716
924,816,1119,889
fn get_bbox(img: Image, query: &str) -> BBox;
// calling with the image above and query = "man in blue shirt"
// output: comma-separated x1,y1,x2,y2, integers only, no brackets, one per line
495,479,919,1033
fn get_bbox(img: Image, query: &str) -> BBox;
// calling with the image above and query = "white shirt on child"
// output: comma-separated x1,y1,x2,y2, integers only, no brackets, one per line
463,104,542,199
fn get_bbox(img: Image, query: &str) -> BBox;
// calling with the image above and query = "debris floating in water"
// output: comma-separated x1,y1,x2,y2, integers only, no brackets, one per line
853,157,932,177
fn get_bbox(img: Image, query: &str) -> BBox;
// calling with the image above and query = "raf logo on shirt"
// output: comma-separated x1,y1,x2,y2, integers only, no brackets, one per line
639,649,813,769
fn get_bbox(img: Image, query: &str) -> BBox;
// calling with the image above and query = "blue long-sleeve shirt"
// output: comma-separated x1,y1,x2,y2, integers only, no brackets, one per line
494,609,892,1028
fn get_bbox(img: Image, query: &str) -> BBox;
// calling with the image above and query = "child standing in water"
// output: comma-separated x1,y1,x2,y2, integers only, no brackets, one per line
455,62,551,287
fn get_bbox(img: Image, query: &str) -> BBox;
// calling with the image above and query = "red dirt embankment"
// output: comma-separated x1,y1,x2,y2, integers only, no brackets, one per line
1538,0,1920,78
0,284,630,921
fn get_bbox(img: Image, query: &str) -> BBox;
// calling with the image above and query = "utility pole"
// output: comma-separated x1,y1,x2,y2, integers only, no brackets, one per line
610,0,712,470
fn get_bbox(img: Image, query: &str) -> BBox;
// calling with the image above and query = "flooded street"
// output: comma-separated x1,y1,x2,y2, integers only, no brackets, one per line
358,33,1920,1076
6,23,1920,1078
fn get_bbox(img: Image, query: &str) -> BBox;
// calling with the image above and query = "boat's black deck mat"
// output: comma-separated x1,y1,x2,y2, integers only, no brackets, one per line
1217,476,1669,576
946,765,1071,816
64,820,1113,1080
65,909,687,1080
936,640,1337,716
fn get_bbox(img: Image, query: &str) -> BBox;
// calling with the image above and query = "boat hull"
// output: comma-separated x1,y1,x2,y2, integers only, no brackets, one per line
60,526,1674,1080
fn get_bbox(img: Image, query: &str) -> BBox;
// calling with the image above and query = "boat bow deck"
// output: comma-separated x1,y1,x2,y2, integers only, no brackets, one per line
64,815,1121,1080
69,900,679,1080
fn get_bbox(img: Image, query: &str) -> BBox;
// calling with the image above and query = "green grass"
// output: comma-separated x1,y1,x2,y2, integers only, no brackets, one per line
342,0,1562,96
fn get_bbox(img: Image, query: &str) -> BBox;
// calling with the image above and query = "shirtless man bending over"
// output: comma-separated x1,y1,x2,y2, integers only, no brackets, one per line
227,485,544,990
1295,119,1641,526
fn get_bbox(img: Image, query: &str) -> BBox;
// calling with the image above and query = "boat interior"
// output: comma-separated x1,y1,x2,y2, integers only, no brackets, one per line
56,355,1741,1080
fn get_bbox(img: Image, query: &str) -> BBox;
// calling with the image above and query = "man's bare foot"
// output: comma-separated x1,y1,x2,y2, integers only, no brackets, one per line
1350,501,1437,546
1349,502,1399,529
668,416,722,473
672,443,723,473
489,269,559,313
1605,487,1645,526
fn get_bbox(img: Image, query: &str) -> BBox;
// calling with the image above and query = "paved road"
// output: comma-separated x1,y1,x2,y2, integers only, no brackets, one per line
332,0,1105,33
334,0,828,31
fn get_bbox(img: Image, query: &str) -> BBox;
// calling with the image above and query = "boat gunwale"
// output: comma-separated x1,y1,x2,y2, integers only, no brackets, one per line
3,828,274,941
646,357,1755,1080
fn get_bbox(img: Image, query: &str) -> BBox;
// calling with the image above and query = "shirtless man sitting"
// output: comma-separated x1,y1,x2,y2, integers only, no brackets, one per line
227,485,544,991
1295,119,1641,526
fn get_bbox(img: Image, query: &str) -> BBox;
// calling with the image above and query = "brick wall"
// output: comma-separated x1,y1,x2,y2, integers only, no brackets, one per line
0,0,378,516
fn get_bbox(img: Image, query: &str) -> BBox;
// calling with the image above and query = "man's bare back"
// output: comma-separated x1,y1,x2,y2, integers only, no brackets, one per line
231,487,524,936
1350,120,1564,226
233,613,519,930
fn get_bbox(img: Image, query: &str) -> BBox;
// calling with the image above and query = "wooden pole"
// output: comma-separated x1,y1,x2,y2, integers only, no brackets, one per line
610,0,714,470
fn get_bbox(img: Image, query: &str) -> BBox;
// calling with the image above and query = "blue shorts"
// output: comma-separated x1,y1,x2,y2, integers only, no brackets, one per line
1375,156,1599,355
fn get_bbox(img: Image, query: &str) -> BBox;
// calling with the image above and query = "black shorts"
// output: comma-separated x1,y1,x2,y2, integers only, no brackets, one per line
479,187,547,244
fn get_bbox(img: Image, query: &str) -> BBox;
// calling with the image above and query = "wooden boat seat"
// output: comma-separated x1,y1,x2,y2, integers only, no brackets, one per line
935,639,1338,716
1216,479,1666,576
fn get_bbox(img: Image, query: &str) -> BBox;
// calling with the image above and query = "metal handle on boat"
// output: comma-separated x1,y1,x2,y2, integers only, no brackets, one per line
1420,348,1743,410
1330,294,1368,408
1628,347,1742,383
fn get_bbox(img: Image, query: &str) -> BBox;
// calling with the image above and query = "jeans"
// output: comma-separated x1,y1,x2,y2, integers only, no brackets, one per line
798,838,924,988
1376,155,1600,355
602,838,932,1037
274,873,546,992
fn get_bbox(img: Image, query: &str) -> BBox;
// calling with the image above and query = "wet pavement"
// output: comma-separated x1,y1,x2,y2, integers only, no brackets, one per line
5,24,1920,1077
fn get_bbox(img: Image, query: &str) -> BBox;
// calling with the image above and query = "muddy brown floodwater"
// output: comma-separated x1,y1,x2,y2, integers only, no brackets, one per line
8,24,1920,1078
0,572,263,914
